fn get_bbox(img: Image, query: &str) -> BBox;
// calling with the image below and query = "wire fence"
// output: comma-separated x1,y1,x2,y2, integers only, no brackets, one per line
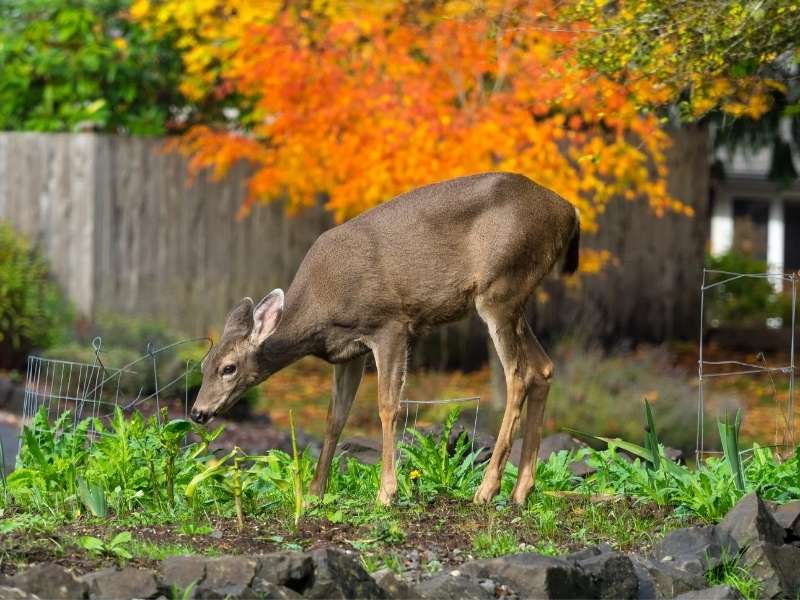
22,337,212,444
697,269,798,461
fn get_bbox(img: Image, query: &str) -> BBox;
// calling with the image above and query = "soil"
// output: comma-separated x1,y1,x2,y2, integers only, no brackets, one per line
0,496,682,580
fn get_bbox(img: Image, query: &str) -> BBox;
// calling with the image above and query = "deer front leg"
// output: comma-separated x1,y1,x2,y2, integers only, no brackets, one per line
368,326,408,506
309,355,367,497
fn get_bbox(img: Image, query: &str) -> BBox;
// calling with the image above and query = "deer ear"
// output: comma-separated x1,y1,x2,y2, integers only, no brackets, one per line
251,289,284,346
223,297,255,337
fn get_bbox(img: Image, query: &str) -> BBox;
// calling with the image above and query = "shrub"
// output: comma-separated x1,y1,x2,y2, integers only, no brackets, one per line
0,0,186,134
0,222,73,369
704,251,791,327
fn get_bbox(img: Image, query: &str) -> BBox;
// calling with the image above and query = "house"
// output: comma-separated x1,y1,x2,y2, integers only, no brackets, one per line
709,122,800,290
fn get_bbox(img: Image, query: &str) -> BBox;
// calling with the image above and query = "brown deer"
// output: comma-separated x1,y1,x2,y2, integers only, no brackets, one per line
190,172,580,506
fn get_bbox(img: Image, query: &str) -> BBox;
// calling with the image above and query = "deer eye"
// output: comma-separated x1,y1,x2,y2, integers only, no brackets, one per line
221,364,236,376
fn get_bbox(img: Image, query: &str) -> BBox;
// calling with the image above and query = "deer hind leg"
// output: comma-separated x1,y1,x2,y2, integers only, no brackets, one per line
511,322,553,505
309,354,367,497
367,325,408,506
474,299,552,504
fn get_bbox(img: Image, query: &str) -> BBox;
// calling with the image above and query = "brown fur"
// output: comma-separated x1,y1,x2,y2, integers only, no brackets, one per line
192,171,579,505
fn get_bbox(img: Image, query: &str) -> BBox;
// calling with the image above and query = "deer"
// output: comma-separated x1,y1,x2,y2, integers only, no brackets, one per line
190,171,580,506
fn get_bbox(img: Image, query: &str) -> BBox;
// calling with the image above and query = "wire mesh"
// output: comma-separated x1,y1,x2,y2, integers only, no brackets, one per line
22,336,212,445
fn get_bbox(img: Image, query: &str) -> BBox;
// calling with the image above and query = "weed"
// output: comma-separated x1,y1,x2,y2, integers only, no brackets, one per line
472,529,519,558
77,531,134,561
706,551,763,599
128,540,197,560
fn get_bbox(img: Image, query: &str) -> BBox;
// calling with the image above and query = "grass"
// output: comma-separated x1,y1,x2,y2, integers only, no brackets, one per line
706,550,763,600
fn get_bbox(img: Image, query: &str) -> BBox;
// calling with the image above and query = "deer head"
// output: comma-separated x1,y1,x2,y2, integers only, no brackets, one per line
190,289,284,424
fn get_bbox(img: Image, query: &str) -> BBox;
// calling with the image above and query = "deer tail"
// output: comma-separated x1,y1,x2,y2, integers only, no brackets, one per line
561,207,580,275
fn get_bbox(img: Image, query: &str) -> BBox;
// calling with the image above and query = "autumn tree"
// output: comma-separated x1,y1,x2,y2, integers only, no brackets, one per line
570,0,800,181
133,0,689,271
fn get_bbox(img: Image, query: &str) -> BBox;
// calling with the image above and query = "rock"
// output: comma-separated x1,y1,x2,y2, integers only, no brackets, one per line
664,447,684,463
9,563,87,600
305,548,387,599
414,573,493,599
674,585,742,599
81,567,159,600
338,437,382,468
773,500,800,538
460,553,594,598
199,556,258,598
248,580,302,599
371,569,418,599
740,541,800,599
632,557,707,599
252,553,314,593
0,377,24,412
569,546,638,599
160,556,207,591
0,586,39,600
651,526,733,574
717,492,785,549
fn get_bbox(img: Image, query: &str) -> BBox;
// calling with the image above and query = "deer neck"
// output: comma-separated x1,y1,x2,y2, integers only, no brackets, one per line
255,292,320,378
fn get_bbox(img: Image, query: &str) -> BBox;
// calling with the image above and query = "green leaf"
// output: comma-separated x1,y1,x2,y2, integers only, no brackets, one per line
109,531,132,548
78,535,105,554
185,449,236,497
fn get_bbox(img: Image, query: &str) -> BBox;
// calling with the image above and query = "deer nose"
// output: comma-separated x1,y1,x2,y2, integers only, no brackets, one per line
190,407,209,424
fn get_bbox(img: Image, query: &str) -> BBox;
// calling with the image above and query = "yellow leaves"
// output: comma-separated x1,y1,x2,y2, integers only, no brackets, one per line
130,0,149,19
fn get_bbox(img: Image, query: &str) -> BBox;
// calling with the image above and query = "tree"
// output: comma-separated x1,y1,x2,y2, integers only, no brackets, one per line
0,0,186,134
568,0,800,120
569,0,800,182
133,0,690,271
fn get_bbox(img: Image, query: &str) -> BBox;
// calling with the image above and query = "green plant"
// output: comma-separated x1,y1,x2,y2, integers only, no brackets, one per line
0,222,73,368
706,549,763,600
719,410,746,493
77,477,107,517
704,252,791,327
397,407,483,500
289,410,304,527
77,531,133,560
472,528,519,558
157,414,193,508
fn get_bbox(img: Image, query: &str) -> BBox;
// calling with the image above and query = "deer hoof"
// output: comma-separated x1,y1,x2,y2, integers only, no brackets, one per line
377,488,395,506
473,481,499,505
511,486,532,506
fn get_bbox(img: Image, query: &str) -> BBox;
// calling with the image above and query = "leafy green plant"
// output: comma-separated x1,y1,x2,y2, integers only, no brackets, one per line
704,251,791,327
77,531,133,560
157,414,193,508
0,222,73,368
398,407,483,500
77,477,107,517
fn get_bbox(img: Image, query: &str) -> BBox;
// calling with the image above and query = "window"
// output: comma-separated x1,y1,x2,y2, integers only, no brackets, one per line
733,197,769,261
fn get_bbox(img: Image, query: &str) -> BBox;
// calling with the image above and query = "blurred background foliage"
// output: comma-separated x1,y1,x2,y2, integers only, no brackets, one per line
0,223,73,369
0,0,185,133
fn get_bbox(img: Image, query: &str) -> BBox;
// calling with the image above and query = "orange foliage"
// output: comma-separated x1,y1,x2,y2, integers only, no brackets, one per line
134,0,689,263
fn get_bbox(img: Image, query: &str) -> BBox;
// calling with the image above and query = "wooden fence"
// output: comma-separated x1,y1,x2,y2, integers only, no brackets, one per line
0,130,708,356
0,133,332,334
